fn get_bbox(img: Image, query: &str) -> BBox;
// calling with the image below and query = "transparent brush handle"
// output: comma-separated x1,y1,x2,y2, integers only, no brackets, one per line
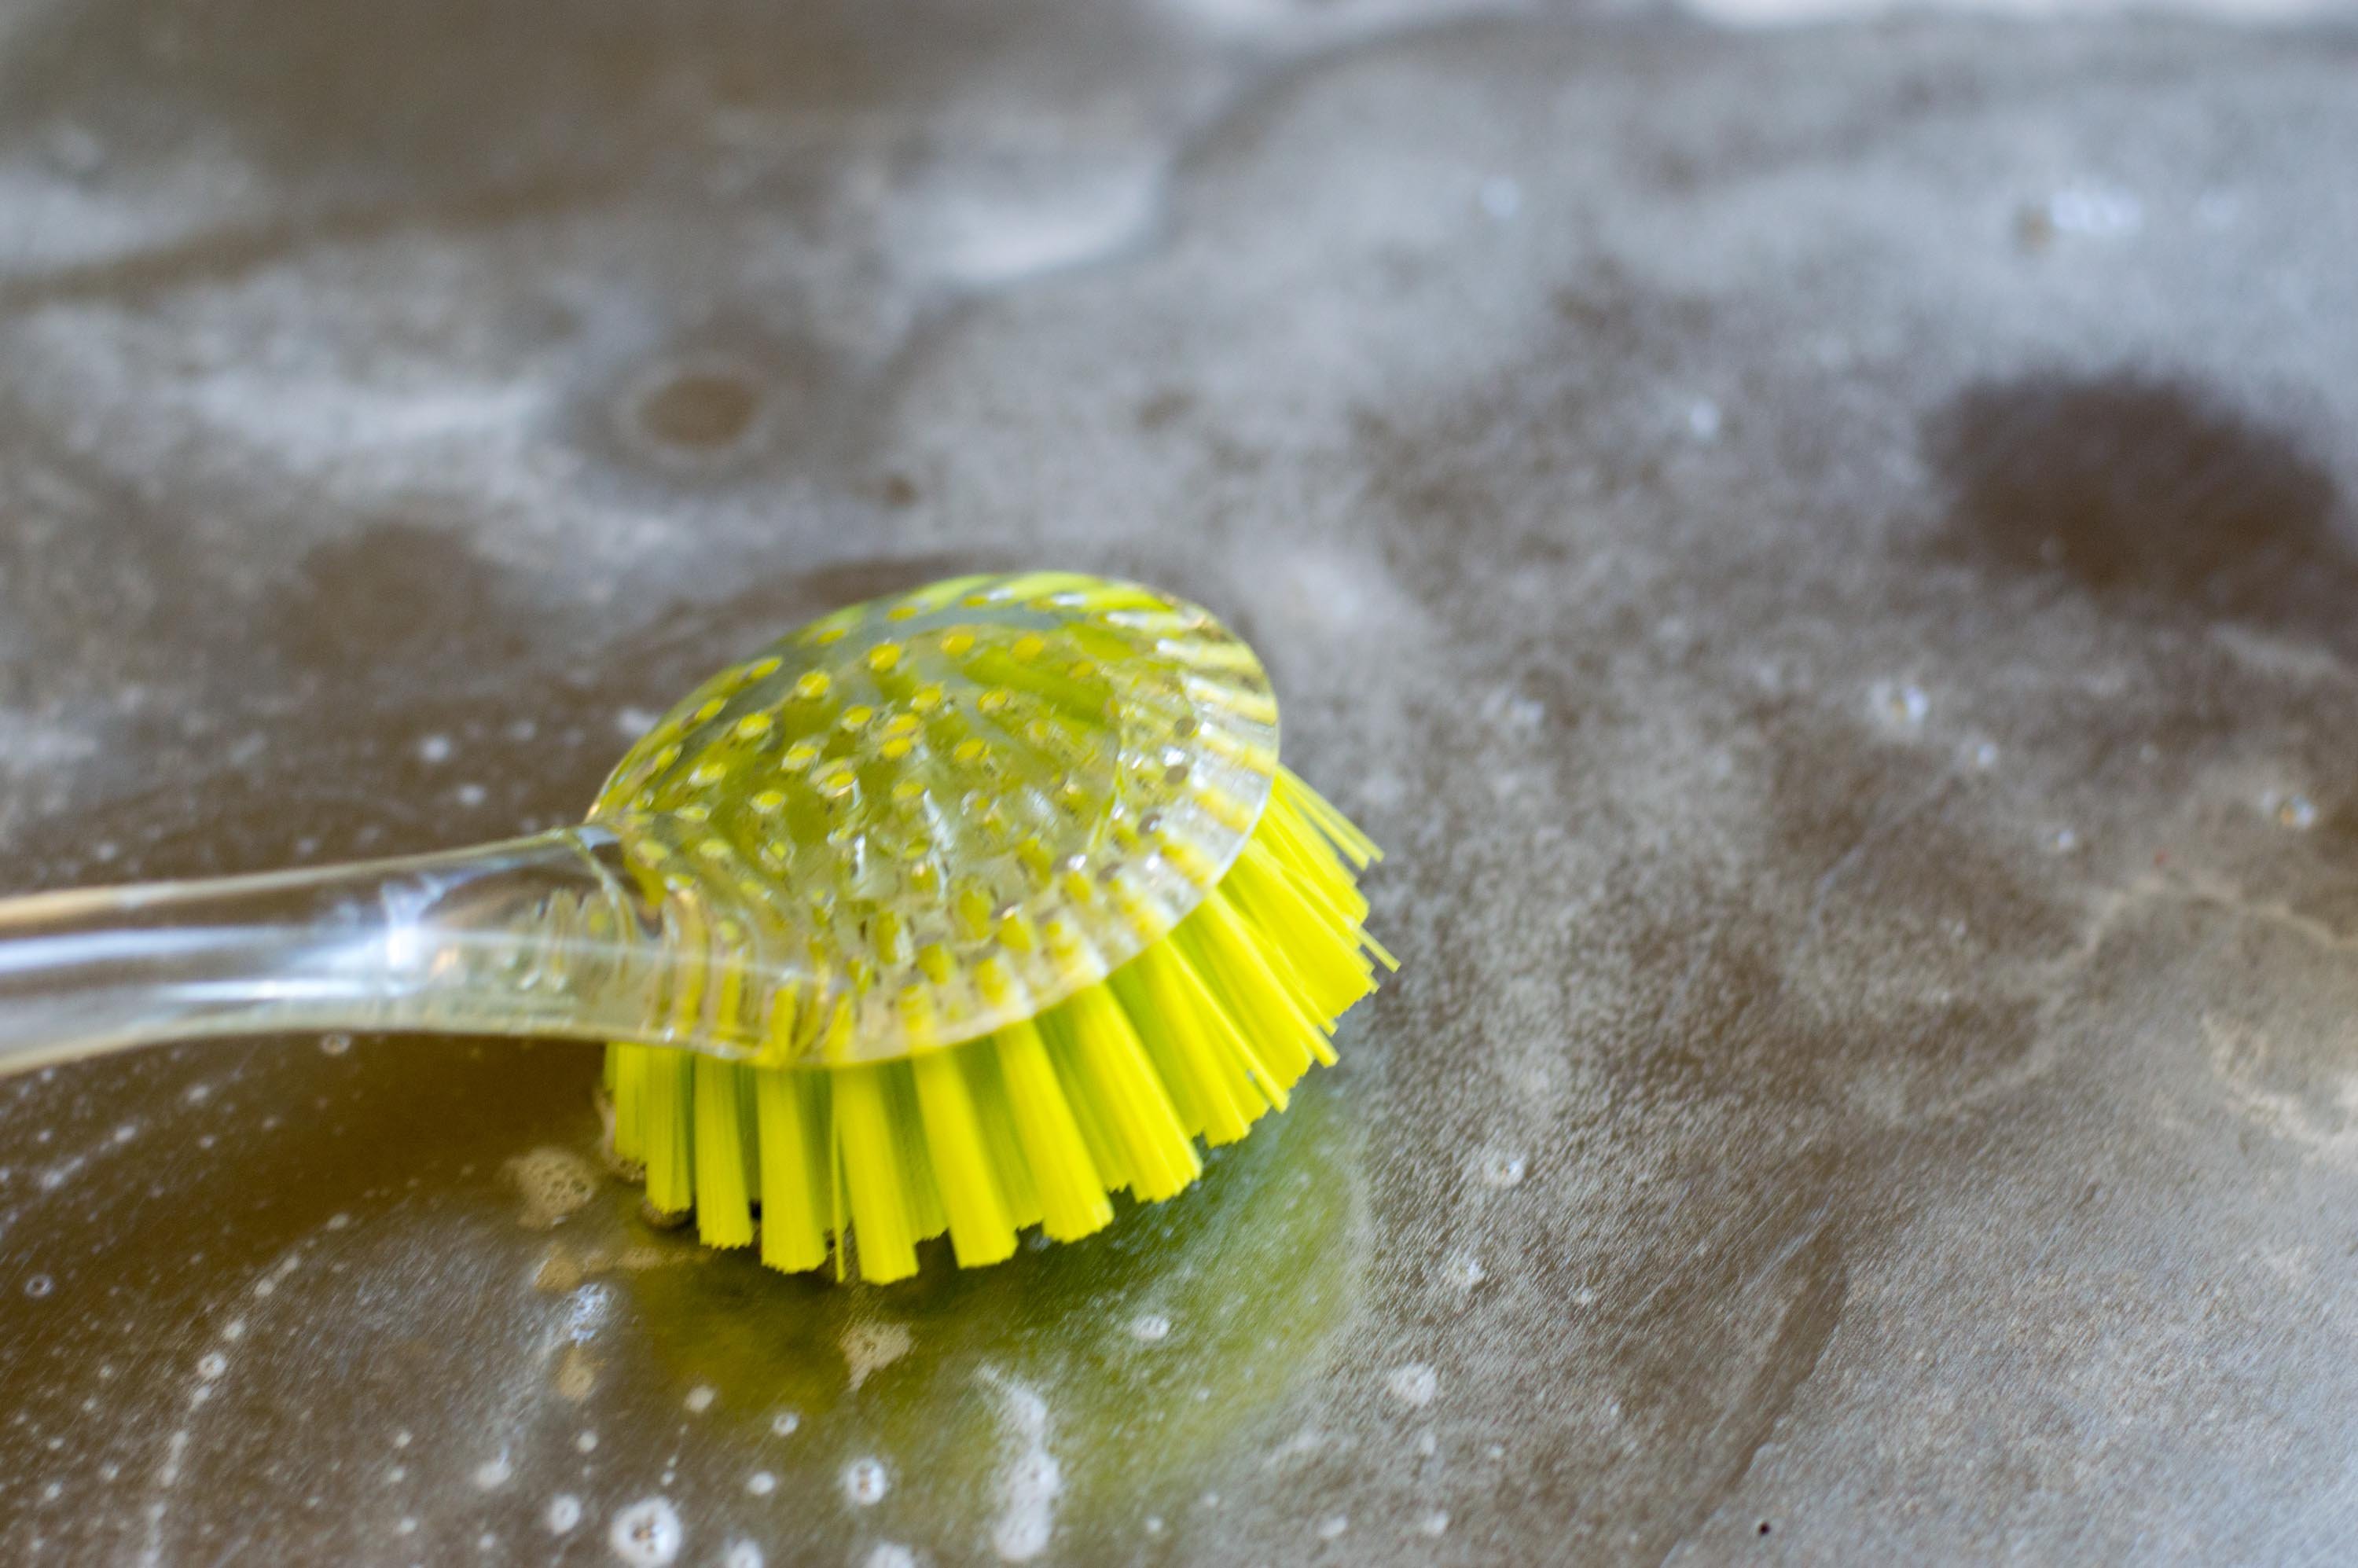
0,827,799,1076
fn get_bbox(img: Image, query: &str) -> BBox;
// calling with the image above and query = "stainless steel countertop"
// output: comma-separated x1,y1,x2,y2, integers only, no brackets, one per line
4,2,2357,1562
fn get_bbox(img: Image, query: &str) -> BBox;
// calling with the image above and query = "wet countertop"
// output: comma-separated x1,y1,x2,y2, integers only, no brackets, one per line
5,1,2358,1562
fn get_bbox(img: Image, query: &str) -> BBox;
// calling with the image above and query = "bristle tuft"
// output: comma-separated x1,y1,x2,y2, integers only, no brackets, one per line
604,773,1388,1283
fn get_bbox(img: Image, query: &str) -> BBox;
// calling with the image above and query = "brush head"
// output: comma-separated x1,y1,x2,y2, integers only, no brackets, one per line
590,573,1280,1066
599,572,1390,1283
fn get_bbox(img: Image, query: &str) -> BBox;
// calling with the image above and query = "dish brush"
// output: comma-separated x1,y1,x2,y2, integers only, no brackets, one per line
0,572,1391,1283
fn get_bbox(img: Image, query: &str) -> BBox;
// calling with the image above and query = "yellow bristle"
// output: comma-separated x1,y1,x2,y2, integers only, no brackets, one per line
692,1056,755,1248
958,1043,1046,1232
641,1047,696,1214
609,1043,648,1165
910,1049,1019,1268
1256,795,1376,936
1037,1002,1130,1195
1218,841,1376,1024
1173,894,1333,1078
755,1067,832,1272
989,1017,1114,1240
893,1067,951,1245
1109,941,1270,1142
1277,766,1382,868
833,1063,921,1283
603,761,1387,1283
1041,984,1200,1203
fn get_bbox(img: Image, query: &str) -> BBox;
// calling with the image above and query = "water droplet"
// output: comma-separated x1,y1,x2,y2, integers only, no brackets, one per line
473,1456,512,1490
1129,1313,1170,1343
24,1275,53,1298
576,1430,600,1454
417,734,454,766
1876,682,1929,727
2276,794,2318,831
1478,1151,1526,1188
196,1353,226,1381
683,1385,716,1414
1420,1509,1451,1537
608,1497,684,1566
1317,1514,1349,1541
724,1542,764,1568
745,1471,776,1496
768,1412,800,1438
2045,184,2143,239
546,1494,583,1534
842,1458,890,1507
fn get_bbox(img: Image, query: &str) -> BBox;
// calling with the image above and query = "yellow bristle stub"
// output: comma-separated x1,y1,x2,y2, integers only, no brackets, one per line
595,575,1390,1284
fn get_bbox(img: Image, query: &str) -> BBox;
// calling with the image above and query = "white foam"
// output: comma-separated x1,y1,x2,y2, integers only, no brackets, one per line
1385,1363,1439,1407
979,1370,1063,1562
841,1322,911,1391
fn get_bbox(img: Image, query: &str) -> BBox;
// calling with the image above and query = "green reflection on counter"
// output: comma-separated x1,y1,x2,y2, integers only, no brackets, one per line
626,1083,1362,1550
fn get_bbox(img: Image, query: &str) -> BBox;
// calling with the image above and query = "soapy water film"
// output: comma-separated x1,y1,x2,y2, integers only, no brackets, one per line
6,0,2358,1561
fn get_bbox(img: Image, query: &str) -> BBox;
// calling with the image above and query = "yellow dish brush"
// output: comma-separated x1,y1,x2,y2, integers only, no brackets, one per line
0,572,1390,1283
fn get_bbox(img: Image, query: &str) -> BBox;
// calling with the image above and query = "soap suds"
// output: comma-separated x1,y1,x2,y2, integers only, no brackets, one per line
979,1369,1063,1562
1386,1363,1439,1407
507,1147,601,1230
841,1322,911,1391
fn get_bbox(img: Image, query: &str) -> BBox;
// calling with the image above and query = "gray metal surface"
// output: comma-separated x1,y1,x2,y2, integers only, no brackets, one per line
4,2,2357,1562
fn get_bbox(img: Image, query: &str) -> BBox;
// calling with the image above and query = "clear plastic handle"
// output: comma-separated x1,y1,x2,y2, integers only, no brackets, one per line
0,828,807,1074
